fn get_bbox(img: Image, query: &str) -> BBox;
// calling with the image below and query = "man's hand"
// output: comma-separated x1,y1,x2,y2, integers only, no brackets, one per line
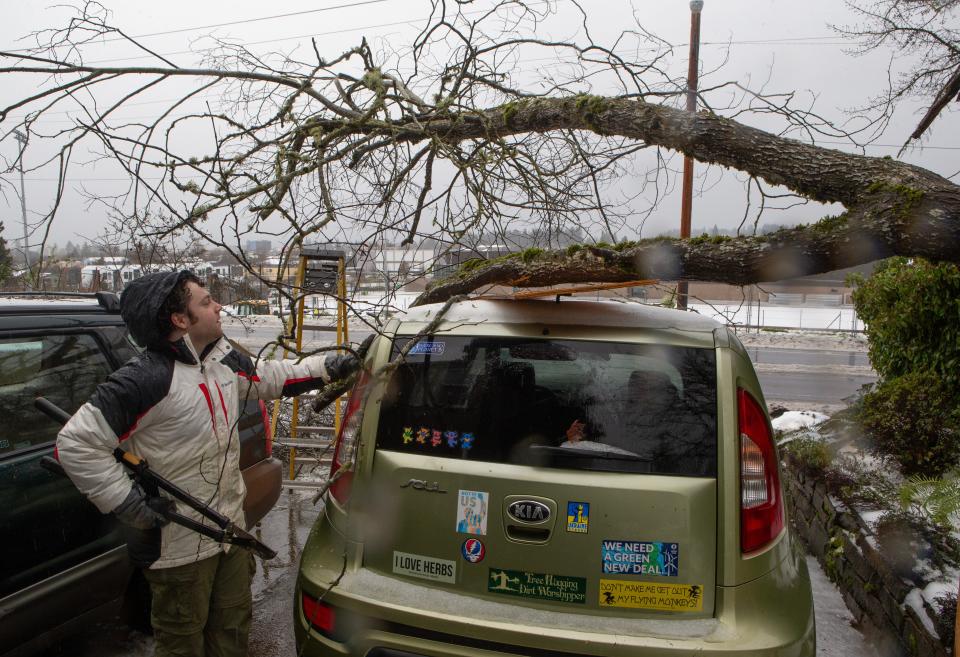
113,484,174,529
324,335,374,382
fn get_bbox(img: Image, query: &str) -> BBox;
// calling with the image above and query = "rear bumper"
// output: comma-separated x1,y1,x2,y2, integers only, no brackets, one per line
241,457,282,529
295,580,814,657
294,523,815,657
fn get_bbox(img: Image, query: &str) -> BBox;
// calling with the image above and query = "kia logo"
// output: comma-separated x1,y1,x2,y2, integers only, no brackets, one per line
507,500,550,523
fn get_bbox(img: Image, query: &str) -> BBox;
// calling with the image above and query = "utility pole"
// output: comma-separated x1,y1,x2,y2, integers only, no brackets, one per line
13,130,30,276
677,0,703,310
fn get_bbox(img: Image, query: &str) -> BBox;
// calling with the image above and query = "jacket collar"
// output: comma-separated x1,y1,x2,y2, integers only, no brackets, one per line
158,334,224,366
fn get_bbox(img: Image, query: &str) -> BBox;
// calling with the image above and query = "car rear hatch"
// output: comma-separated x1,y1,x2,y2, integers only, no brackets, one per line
361,330,719,621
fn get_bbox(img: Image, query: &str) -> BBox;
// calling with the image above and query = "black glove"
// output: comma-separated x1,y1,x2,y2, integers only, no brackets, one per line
112,484,174,530
324,353,360,382
356,334,375,360
324,335,374,381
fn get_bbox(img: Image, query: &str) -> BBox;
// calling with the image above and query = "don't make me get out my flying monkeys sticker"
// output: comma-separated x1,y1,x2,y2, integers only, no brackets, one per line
599,580,703,612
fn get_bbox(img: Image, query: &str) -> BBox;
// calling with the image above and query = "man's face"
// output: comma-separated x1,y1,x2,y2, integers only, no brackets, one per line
177,281,223,350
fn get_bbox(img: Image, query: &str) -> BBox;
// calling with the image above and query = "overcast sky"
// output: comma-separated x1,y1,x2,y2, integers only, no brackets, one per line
1,0,957,253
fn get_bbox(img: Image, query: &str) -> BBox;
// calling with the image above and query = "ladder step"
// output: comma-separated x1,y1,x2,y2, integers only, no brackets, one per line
301,324,341,332
289,456,333,465
275,440,333,449
295,425,335,434
282,479,327,490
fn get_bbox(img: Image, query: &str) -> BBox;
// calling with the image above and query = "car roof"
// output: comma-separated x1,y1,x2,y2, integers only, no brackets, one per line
0,292,120,316
399,297,723,333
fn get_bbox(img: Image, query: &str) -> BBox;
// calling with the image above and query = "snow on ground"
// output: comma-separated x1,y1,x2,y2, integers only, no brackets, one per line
734,328,869,352
773,410,830,433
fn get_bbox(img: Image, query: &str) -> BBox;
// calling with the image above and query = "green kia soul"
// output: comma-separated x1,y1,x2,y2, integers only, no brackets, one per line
295,298,815,656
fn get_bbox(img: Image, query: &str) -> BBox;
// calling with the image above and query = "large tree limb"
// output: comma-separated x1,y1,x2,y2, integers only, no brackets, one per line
414,184,960,306
306,96,954,206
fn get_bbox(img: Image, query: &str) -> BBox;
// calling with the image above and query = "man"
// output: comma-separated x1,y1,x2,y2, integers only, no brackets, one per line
57,270,360,657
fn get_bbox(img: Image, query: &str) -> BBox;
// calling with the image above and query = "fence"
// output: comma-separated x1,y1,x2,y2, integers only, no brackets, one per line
689,301,865,332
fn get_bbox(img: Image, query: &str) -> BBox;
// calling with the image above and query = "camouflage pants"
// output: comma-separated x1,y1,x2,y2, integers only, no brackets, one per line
144,548,255,657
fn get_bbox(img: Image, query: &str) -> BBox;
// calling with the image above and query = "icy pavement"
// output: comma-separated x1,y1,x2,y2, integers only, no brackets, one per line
806,555,878,656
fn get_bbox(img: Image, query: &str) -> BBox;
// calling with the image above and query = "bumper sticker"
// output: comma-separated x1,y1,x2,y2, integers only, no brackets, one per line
456,490,489,535
461,538,486,563
566,501,590,533
488,569,586,604
601,540,679,576
392,551,456,584
410,341,445,355
599,579,703,611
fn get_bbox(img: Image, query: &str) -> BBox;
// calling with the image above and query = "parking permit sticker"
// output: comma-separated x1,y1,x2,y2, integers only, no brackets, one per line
393,551,456,584
410,341,445,355
598,579,703,611
456,490,489,535
601,540,679,576
566,501,590,533
488,569,586,604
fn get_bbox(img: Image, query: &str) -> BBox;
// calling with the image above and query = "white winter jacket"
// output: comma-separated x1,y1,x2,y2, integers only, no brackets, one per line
57,334,334,569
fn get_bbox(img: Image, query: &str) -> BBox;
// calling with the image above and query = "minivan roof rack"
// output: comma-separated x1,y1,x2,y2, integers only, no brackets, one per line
0,291,121,312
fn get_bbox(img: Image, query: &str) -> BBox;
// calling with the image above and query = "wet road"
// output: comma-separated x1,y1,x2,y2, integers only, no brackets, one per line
248,490,323,657
757,370,876,404
747,347,871,368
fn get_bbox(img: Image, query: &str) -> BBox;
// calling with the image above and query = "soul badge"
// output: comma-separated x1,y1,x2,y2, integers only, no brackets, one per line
461,538,486,563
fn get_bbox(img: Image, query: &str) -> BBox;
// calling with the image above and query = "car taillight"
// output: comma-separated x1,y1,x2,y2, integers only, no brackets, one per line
258,400,273,455
328,372,369,506
301,592,336,636
738,388,784,554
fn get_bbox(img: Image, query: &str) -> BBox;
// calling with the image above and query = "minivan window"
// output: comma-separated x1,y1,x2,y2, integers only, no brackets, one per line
376,336,717,476
0,333,112,453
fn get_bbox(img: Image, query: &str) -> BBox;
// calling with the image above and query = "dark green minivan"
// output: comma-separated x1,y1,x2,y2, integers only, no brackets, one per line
296,297,815,656
0,293,280,656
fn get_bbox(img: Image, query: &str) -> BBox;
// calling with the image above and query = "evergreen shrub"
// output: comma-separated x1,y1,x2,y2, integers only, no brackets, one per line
860,371,960,476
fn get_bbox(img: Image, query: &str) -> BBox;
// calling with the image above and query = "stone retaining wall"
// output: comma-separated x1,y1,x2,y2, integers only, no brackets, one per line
782,457,950,657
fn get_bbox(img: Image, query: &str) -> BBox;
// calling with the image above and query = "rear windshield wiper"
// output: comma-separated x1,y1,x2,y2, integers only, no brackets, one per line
529,444,650,462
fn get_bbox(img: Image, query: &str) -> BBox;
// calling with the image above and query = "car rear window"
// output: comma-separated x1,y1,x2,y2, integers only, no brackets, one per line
375,336,717,476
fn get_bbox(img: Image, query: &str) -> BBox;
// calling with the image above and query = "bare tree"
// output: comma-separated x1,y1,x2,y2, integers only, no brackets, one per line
838,0,960,146
0,0,958,315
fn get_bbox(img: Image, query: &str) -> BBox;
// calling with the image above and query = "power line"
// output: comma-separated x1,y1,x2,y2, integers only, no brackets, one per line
84,15,428,66
111,0,390,42
2,0,393,53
